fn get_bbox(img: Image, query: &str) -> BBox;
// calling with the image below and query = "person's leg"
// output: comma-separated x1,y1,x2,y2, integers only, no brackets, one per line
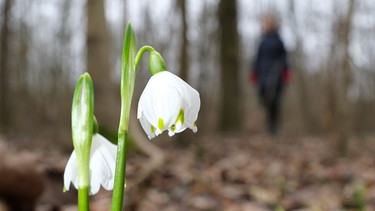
268,93,281,135
258,86,267,107
259,87,272,134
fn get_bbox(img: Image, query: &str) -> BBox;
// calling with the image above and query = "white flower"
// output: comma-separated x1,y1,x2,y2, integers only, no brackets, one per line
137,71,200,139
64,134,117,195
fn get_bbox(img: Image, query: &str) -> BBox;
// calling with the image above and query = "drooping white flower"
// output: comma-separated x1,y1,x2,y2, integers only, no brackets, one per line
137,71,200,139
64,134,117,195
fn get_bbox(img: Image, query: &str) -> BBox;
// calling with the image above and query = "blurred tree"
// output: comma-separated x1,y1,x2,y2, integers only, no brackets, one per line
324,0,356,155
336,0,356,155
0,0,12,131
87,0,119,132
218,0,243,132
177,0,189,81
196,2,220,133
288,0,317,132
176,0,191,146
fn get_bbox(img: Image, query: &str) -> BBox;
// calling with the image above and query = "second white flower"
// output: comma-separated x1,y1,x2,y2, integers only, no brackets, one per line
137,71,200,139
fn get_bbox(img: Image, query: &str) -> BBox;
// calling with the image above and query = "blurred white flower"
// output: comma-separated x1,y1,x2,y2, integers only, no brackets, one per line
64,134,117,195
137,71,200,139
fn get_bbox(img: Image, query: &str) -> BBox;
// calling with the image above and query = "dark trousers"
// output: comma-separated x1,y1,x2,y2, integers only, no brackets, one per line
259,86,282,135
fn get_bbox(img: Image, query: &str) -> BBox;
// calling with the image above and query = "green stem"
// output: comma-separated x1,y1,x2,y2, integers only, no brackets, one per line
77,151,90,211
78,186,89,211
111,65,131,210
135,45,155,70
111,131,127,211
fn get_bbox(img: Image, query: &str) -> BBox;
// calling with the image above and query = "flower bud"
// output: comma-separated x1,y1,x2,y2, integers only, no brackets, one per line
71,72,94,188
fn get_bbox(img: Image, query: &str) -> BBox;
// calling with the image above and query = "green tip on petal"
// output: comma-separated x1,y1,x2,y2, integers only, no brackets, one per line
157,118,165,130
151,125,156,134
176,109,185,124
63,186,67,193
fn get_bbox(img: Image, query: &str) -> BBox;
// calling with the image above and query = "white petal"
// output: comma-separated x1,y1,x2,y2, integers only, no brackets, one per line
162,71,200,127
64,151,78,191
142,86,180,128
89,134,117,194
155,129,163,136
192,123,198,133
168,129,175,136
89,172,101,195
96,136,116,190
138,71,182,132
171,75,200,132
177,83,200,126
63,134,117,195
138,113,156,139
174,121,187,133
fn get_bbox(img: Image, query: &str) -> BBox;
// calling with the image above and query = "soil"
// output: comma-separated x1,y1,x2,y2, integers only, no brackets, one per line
3,133,375,211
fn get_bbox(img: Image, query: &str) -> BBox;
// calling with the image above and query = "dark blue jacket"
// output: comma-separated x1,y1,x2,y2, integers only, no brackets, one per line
252,31,289,90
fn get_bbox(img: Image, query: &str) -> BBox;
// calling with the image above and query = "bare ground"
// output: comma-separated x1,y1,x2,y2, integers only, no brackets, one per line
3,133,375,211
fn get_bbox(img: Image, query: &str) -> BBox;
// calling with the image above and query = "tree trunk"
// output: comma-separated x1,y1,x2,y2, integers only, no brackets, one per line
0,0,12,131
288,0,317,132
337,0,356,156
177,0,188,81
175,0,192,146
86,0,119,131
325,0,356,156
218,0,242,132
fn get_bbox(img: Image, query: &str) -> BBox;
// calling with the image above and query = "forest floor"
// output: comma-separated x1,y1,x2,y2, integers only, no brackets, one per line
3,133,375,211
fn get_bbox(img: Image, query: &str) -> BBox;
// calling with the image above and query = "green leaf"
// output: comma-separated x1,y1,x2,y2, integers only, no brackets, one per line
119,22,137,131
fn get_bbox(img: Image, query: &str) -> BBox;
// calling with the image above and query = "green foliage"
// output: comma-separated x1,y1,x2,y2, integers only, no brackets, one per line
351,182,366,211
119,22,137,132
274,205,285,211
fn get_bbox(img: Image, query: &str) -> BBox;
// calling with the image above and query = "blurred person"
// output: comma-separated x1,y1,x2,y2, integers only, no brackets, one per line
249,14,292,135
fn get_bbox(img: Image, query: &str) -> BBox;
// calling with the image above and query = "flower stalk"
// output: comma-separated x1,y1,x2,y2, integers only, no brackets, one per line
135,45,166,75
111,22,137,211
78,187,89,211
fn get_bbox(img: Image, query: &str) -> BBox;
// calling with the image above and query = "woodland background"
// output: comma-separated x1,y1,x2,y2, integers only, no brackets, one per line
1,0,375,210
